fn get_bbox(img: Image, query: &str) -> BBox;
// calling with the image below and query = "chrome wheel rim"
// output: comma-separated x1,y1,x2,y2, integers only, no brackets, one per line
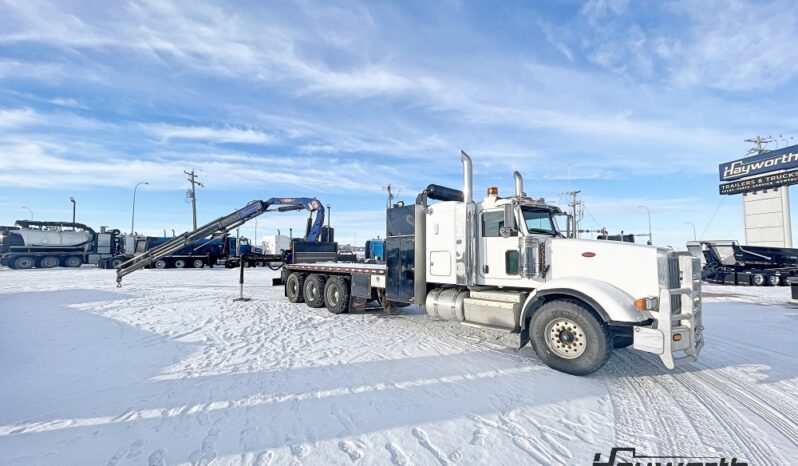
545,318,586,359
328,286,339,306
306,283,317,301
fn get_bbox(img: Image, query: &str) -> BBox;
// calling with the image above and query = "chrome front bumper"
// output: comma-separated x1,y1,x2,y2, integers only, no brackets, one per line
633,253,704,369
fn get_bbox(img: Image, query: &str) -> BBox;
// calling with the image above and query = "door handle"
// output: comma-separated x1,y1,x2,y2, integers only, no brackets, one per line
483,265,489,273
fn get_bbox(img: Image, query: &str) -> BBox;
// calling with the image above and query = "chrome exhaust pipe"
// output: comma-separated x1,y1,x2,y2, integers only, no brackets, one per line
513,171,525,197
461,150,473,203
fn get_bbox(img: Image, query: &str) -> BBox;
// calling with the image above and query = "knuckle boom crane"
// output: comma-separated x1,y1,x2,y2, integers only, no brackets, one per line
115,197,324,286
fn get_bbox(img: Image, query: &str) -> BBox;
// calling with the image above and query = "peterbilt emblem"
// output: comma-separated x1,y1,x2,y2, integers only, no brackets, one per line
582,252,596,258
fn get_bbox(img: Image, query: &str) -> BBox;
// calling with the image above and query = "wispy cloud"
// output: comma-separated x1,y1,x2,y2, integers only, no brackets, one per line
147,124,277,145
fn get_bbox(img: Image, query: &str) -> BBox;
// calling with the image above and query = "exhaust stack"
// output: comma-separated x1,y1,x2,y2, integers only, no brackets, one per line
513,171,526,197
461,150,473,204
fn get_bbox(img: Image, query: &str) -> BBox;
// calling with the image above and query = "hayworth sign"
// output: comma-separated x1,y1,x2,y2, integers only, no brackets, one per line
719,143,798,190
718,143,796,248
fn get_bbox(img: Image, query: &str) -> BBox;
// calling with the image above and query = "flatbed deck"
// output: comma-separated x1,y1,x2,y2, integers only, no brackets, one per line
285,262,386,275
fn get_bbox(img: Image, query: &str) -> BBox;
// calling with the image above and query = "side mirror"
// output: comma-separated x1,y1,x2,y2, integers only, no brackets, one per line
501,204,516,238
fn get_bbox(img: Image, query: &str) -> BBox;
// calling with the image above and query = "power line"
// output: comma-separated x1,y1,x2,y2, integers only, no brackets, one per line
699,197,725,240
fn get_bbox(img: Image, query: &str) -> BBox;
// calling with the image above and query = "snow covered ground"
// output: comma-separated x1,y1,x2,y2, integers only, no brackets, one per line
1,268,797,465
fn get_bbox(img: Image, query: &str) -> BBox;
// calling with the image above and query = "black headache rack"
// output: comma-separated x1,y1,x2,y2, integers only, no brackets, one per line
688,240,798,286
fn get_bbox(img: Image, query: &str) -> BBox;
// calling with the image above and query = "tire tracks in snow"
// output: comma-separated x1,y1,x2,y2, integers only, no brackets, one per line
621,351,785,465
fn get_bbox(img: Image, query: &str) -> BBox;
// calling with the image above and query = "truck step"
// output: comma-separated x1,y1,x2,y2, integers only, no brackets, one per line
467,290,527,304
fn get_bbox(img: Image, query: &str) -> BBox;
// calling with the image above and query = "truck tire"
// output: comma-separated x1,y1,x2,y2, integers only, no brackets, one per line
174,259,186,268
192,259,204,268
13,256,35,269
154,259,168,269
324,276,350,314
39,256,60,268
303,274,327,308
286,273,306,303
111,258,124,268
64,256,83,268
528,299,613,376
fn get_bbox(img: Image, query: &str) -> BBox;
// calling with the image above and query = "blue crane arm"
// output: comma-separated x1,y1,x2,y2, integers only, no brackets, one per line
116,197,324,285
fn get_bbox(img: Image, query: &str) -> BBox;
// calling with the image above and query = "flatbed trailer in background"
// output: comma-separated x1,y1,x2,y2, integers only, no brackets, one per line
687,240,798,286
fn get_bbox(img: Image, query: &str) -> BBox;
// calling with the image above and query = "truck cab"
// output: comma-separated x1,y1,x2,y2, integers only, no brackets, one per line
416,153,704,375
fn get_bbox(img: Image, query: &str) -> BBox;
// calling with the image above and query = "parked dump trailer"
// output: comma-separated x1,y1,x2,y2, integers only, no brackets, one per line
687,240,798,286
0,221,123,269
272,152,704,376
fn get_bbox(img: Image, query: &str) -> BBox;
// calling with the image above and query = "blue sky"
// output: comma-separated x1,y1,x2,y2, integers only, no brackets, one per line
1,0,798,248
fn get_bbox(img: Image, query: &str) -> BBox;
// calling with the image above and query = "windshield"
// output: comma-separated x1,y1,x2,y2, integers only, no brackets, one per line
522,207,558,236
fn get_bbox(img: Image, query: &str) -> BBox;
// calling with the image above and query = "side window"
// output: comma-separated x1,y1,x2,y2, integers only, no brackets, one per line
481,211,504,237
505,250,519,275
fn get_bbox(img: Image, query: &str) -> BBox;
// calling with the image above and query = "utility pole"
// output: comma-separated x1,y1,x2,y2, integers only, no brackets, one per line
184,169,205,230
566,190,582,239
745,135,775,155
382,184,396,209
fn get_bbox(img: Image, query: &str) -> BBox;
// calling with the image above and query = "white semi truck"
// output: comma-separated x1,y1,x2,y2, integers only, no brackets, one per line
276,152,704,375
116,152,704,376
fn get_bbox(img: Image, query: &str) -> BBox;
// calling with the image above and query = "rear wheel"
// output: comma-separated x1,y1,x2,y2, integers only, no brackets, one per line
529,299,613,376
768,275,782,286
154,259,168,269
324,276,350,314
13,256,35,269
111,258,124,268
174,259,186,268
63,256,82,268
286,273,305,303
192,259,204,268
303,274,327,308
39,256,60,268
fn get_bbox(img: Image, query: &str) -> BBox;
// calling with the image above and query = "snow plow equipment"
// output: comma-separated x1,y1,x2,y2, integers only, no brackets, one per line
115,198,324,286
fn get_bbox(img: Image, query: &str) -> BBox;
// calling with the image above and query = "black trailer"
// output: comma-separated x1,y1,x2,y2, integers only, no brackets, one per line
687,240,798,286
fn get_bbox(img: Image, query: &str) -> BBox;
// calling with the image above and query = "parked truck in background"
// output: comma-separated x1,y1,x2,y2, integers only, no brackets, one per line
0,221,123,269
274,152,704,375
688,240,798,286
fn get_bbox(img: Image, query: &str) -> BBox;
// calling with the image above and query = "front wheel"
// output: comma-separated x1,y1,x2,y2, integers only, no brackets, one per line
529,299,613,376
192,259,204,268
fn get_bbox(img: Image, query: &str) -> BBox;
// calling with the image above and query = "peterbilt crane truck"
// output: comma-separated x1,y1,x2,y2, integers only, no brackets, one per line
116,153,704,376
275,152,704,375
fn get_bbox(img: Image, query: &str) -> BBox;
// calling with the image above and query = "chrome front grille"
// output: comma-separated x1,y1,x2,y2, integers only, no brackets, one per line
668,252,681,313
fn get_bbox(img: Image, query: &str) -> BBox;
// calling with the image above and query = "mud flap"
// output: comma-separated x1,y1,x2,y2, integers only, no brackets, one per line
519,326,530,349
348,297,367,314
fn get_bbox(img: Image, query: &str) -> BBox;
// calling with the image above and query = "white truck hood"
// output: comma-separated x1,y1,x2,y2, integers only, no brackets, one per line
547,238,665,301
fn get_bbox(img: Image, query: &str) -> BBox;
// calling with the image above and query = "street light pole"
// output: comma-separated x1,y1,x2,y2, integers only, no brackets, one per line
638,205,652,245
69,196,76,224
21,206,32,220
131,181,149,234
684,221,697,241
